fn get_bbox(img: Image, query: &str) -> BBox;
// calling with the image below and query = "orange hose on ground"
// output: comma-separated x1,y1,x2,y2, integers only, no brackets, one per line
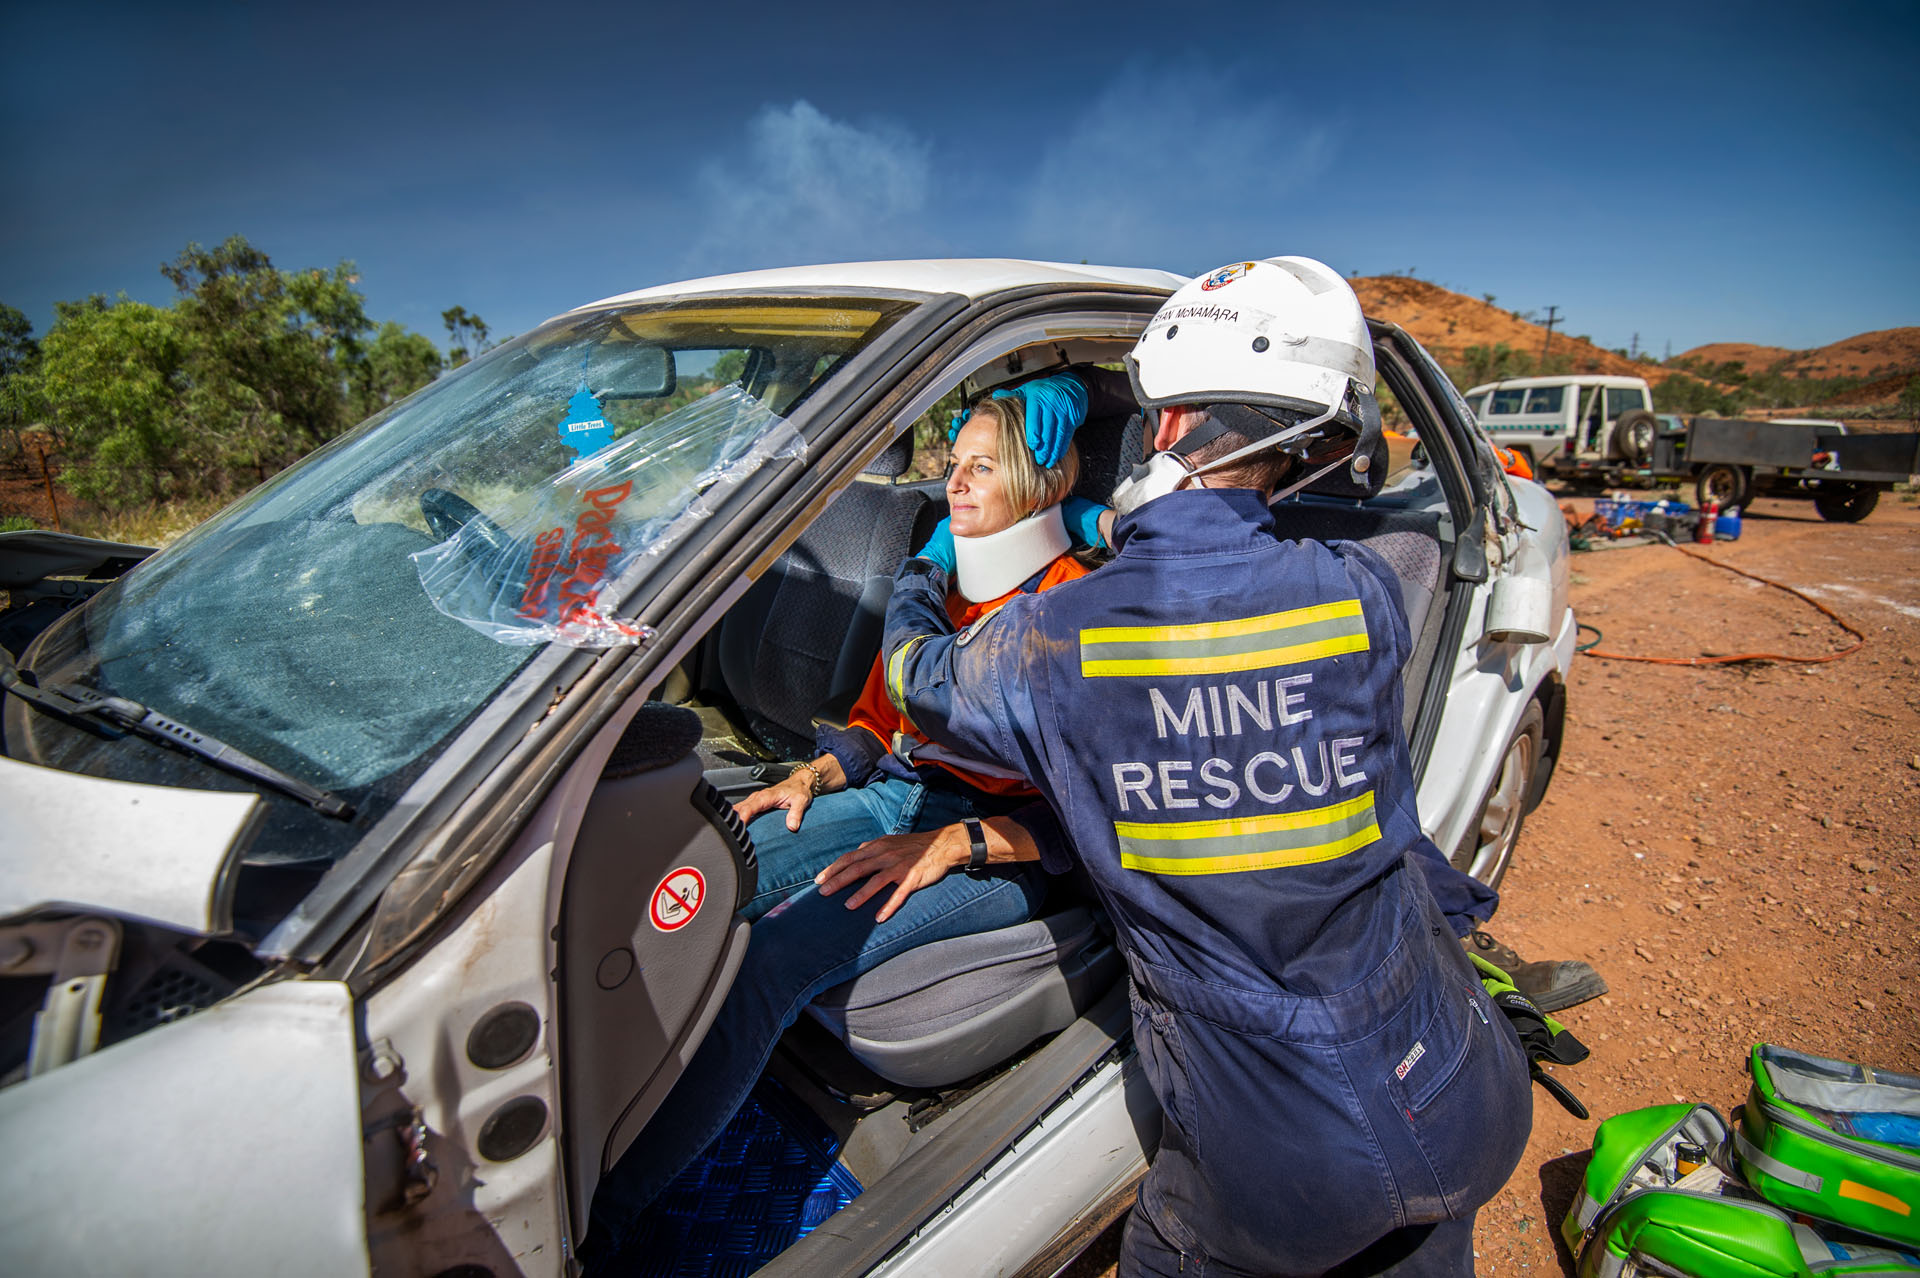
1579,543,1867,666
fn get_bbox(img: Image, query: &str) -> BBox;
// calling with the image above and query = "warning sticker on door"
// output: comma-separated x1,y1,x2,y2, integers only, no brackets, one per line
650,866,707,932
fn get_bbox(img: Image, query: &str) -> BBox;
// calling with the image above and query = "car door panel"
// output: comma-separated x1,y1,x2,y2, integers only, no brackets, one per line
558,743,754,1241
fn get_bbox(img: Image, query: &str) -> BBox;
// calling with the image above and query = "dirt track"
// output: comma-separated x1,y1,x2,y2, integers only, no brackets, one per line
1075,489,1920,1275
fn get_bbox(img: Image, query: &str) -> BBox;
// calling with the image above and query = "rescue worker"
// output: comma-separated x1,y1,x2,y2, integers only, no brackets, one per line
875,258,1533,1274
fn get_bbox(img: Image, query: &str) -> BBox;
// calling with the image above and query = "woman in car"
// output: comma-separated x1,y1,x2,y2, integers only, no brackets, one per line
585,386,1102,1260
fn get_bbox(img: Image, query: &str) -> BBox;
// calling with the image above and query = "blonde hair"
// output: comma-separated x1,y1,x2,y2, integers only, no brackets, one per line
966,396,1080,517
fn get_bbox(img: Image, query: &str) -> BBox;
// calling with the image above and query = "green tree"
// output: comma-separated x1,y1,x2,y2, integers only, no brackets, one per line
0,303,43,461
1457,343,1535,386
348,322,444,420
1899,375,1920,424
1653,372,1741,417
160,236,371,482
29,236,480,510
442,306,491,367
35,298,194,505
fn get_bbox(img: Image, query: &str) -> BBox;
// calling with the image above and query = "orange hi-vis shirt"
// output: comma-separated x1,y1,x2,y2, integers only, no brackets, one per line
845,553,1091,796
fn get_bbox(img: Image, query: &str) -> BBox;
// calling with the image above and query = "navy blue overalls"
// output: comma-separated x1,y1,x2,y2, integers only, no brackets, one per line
881,488,1532,1275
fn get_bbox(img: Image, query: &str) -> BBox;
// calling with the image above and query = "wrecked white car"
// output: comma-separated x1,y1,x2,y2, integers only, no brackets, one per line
0,260,1574,1277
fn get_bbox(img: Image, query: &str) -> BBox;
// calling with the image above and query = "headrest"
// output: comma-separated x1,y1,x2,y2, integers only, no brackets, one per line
1292,430,1388,500
1070,412,1148,506
863,430,915,479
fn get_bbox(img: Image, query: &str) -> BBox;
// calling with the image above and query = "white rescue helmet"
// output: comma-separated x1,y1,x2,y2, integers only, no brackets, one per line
1112,257,1382,516
1127,256,1376,420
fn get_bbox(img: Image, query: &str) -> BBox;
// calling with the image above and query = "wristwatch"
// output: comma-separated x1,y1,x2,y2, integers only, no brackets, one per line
962,817,990,878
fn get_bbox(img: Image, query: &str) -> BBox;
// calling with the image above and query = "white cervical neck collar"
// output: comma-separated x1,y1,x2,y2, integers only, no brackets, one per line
952,504,1070,603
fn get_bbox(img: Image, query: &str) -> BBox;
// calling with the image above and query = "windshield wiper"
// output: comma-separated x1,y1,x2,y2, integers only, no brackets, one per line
1,654,355,820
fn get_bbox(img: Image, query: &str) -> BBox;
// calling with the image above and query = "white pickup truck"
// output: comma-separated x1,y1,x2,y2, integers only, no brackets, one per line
1462,374,1658,473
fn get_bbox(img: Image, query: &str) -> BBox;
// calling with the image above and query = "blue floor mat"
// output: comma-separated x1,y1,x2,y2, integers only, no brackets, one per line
601,1079,863,1277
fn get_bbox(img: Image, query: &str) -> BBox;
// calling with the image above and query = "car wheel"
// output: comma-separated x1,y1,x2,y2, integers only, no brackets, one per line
1612,410,1658,465
1695,464,1749,511
1812,483,1879,523
1451,700,1543,890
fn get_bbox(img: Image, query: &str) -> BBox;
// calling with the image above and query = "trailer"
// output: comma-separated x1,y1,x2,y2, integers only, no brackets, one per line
1545,417,1919,522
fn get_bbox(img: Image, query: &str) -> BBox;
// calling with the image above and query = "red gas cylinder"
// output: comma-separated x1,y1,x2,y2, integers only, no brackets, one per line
1696,495,1719,544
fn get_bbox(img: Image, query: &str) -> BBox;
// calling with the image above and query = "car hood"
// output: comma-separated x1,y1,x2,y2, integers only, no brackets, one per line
0,980,370,1276
0,754,261,933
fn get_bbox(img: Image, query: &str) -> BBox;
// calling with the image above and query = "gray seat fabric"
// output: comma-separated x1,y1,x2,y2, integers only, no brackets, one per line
1071,411,1147,504
1267,501,1447,734
806,907,1123,1088
711,476,931,757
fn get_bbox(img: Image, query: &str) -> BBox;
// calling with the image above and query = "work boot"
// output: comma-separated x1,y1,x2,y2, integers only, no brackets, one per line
1463,930,1608,1014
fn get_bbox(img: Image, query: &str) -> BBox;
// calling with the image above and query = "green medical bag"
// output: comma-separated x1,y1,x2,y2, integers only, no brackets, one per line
1565,1102,1738,1253
1736,1045,1920,1247
1578,1189,1920,1278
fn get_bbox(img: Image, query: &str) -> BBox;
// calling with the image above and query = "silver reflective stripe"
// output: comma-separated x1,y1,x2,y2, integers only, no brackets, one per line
1264,258,1339,296
1735,1127,1825,1193
1573,1186,1606,1231
1267,335,1374,383
889,732,1027,782
1591,1247,1628,1278
1762,1046,1920,1117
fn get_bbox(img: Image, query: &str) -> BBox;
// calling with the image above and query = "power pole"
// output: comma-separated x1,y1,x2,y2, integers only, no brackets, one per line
1630,332,1640,359
1540,305,1561,360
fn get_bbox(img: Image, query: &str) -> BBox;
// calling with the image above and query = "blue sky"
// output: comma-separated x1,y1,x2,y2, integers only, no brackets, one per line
4,0,1915,356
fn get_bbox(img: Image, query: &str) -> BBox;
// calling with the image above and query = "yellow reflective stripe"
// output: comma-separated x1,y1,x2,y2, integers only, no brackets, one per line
1115,791,1381,875
1082,631,1370,677
1115,791,1376,841
1080,598,1369,678
885,636,924,724
1119,823,1381,875
1079,598,1363,646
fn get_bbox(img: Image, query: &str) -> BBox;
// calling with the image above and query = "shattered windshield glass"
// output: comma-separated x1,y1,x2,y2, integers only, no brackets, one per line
15,297,912,810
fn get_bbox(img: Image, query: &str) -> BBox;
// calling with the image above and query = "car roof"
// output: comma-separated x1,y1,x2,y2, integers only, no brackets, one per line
581,259,1190,311
1464,374,1652,393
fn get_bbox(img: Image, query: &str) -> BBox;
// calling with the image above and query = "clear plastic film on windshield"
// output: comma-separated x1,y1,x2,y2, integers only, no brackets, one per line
411,383,804,647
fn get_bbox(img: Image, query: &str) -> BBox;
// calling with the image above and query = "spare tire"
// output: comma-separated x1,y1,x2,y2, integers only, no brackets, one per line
1611,410,1658,465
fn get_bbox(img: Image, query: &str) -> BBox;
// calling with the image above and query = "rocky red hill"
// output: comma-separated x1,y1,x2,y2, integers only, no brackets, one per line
1680,327,1920,379
1352,275,1685,384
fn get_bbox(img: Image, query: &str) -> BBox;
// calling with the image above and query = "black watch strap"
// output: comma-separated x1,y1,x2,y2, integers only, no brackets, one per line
963,817,990,877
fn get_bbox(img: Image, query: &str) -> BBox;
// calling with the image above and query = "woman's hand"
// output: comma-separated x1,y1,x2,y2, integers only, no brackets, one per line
815,824,970,922
816,815,1042,922
732,755,845,832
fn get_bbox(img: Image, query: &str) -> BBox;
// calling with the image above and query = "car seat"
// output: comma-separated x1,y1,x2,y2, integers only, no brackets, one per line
706,430,939,760
796,410,1148,1088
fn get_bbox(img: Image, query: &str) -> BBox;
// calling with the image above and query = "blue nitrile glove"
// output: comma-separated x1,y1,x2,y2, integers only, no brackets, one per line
913,518,956,575
1060,495,1111,550
992,374,1089,469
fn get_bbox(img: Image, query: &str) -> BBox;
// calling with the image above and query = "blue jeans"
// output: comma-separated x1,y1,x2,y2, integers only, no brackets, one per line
584,776,1049,1261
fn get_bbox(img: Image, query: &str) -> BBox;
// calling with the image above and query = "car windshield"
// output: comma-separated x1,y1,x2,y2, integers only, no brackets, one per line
12,296,913,845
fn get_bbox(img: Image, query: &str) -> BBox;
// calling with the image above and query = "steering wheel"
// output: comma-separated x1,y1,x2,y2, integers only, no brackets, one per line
420,488,513,557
